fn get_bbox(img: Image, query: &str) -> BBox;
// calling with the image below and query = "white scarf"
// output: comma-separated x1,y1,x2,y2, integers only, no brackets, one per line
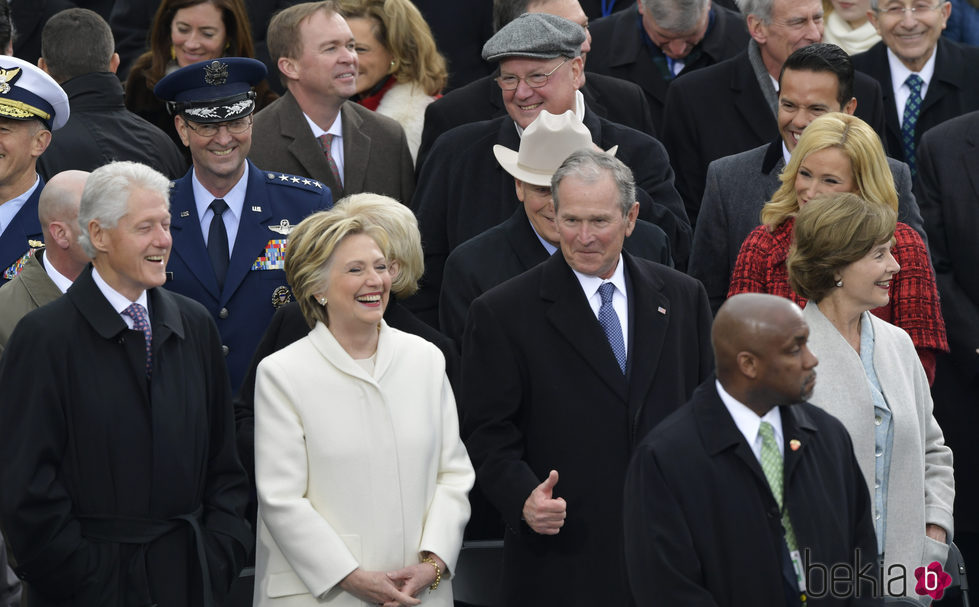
823,11,881,56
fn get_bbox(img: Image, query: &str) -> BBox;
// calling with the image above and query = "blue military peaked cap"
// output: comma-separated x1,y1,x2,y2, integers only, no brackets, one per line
154,57,267,123
0,55,70,130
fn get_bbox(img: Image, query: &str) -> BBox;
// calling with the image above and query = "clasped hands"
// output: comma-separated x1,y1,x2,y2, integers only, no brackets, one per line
523,469,567,535
339,553,444,607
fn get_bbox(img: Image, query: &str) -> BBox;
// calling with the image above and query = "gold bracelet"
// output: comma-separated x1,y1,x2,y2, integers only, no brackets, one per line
421,556,441,591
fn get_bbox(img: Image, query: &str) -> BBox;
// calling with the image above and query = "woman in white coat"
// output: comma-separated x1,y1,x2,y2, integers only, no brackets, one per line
787,192,954,604
252,197,474,606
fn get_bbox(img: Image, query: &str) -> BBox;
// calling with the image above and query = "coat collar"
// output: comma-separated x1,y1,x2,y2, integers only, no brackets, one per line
60,72,126,110
761,137,785,175
306,318,394,384
502,206,551,270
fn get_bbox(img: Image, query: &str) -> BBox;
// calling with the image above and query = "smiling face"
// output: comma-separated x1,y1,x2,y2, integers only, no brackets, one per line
555,172,637,279
347,17,394,95
176,115,250,193
515,178,559,246
170,2,227,67
869,0,950,72
0,118,49,197
795,147,856,206
284,10,359,105
91,188,172,301
499,55,583,129
317,232,392,335
835,240,901,311
778,68,856,152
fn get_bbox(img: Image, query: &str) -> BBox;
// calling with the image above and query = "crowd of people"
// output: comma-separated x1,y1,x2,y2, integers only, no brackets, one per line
0,0,976,606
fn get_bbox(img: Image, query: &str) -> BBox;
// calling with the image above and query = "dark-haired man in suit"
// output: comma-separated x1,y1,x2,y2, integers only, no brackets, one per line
463,148,712,606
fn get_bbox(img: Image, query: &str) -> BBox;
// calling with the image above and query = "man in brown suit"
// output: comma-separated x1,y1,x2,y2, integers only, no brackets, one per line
249,1,414,205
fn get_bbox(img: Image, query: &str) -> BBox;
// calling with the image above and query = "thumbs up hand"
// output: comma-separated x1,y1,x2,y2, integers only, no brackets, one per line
522,469,567,535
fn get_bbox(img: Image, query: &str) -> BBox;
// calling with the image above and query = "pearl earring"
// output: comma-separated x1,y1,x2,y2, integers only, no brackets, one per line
835,279,843,288
318,297,327,305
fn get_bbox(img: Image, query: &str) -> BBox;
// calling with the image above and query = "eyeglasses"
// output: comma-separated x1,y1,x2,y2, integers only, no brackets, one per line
183,114,253,137
496,59,570,91
876,1,946,19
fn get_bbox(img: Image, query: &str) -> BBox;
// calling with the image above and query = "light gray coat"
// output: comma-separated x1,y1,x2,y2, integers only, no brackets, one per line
689,140,924,313
804,303,954,602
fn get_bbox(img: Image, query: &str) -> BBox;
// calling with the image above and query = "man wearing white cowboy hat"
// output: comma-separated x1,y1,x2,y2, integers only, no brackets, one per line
0,55,69,287
407,12,690,327
439,109,672,347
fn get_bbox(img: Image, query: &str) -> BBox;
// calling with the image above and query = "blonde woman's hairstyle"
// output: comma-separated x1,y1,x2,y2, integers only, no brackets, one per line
335,192,423,296
285,207,391,328
787,192,896,303
761,112,898,229
337,0,447,96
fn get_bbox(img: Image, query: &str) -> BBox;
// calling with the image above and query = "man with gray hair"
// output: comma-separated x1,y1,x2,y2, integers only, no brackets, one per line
586,0,749,134
409,11,689,327
37,8,186,180
0,161,251,607
659,0,888,226
0,170,91,354
462,148,712,605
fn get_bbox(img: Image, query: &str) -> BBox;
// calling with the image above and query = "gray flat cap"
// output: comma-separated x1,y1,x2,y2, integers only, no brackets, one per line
482,13,585,62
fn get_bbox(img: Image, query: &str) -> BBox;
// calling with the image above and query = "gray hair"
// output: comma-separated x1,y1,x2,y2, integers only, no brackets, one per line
734,0,774,23
642,0,711,32
78,161,171,258
869,0,946,8
551,149,635,217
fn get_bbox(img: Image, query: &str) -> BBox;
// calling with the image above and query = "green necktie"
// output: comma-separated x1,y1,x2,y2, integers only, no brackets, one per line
759,421,798,551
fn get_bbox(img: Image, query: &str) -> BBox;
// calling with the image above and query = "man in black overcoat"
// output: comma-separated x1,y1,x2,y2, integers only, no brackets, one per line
624,294,880,606
0,161,252,607
462,149,713,606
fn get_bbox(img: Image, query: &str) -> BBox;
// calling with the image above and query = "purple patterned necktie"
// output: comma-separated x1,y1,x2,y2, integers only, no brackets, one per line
317,133,343,190
123,303,152,378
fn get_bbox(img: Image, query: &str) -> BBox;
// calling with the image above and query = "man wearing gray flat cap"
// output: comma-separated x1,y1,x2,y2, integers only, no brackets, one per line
406,11,690,328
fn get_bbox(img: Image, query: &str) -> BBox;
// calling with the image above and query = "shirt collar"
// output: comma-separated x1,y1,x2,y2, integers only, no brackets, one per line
886,44,937,91
0,175,41,236
39,250,74,294
571,253,627,302
716,379,784,457
192,162,249,223
528,220,558,256
92,265,149,311
303,107,343,139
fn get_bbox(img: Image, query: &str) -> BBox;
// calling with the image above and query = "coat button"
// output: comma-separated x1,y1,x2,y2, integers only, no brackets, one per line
221,345,230,356
218,307,229,319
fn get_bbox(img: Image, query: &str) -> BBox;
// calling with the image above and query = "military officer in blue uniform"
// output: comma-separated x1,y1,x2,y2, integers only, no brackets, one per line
155,58,332,392
0,55,69,286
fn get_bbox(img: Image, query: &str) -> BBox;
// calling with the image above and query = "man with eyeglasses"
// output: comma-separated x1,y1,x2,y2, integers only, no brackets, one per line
851,0,979,178
586,0,750,134
154,57,333,394
659,0,888,227
407,12,688,328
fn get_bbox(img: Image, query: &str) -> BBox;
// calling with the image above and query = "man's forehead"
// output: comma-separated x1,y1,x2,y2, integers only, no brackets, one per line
780,69,841,102
773,0,821,18
499,56,558,73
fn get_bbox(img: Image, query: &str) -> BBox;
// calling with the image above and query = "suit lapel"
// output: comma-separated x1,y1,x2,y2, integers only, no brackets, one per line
920,39,958,117
222,163,274,303
341,103,370,196
622,255,669,420
542,254,628,402
964,120,979,202
732,52,775,143
695,381,771,491
503,208,550,270
168,173,221,300
280,92,342,196
866,46,901,145
780,405,816,490
0,183,43,277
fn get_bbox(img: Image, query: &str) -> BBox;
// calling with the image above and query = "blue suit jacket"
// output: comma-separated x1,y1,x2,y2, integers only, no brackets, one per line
0,178,44,287
165,161,332,391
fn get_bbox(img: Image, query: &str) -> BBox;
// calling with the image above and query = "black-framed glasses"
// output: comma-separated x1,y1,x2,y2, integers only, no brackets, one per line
496,58,570,91
876,1,945,19
183,114,253,137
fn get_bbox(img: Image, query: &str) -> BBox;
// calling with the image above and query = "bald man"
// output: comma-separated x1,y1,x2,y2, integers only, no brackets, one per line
624,294,880,606
0,170,90,352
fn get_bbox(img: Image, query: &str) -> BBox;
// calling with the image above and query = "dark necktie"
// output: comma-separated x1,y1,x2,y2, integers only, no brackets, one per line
208,198,229,290
901,74,923,178
598,283,626,374
123,303,152,378
317,133,343,190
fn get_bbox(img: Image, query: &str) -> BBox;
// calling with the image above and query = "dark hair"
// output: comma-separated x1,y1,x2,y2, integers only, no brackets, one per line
126,0,256,91
42,9,115,83
0,2,13,52
779,43,854,109
492,0,532,32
